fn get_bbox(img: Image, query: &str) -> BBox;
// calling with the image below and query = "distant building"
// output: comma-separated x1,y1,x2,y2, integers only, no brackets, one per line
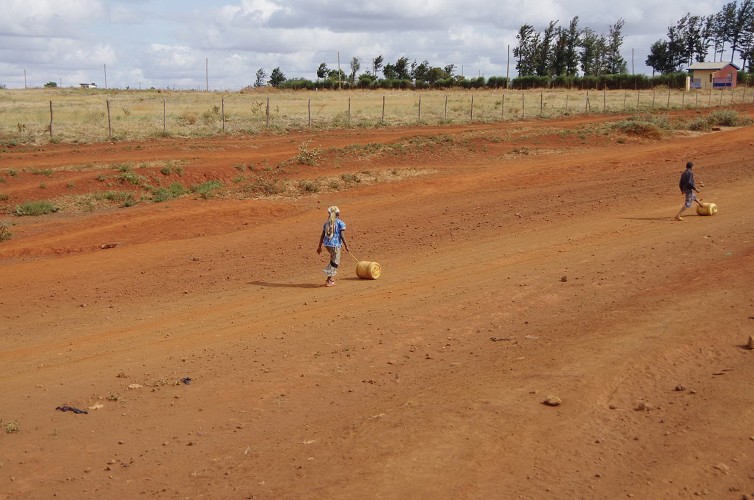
687,62,739,90
79,82,98,89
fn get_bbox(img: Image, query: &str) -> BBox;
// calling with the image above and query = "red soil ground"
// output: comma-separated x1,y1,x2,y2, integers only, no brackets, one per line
1,107,754,499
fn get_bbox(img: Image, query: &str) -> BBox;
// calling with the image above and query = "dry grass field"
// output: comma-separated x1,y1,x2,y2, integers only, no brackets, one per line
1,86,753,144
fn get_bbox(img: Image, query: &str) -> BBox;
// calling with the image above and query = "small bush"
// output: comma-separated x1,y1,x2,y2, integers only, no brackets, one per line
118,172,146,186
30,168,53,177
0,222,11,241
15,200,59,216
5,420,20,433
340,173,361,184
688,117,712,132
152,182,187,202
192,180,223,199
0,193,8,201
612,120,663,140
295,140,322,166
707,109,751,127
242,178,286,196
298,180,319,193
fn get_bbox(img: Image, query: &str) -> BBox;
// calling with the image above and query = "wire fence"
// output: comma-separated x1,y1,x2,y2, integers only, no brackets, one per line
1,86,753,144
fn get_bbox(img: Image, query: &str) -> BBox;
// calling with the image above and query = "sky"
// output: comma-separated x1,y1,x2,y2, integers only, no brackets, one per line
0,0,739,90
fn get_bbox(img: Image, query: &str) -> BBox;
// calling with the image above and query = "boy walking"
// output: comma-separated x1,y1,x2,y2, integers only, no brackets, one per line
675,161,703,221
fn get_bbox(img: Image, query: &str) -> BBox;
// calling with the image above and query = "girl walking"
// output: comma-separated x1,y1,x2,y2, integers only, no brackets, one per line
317,206,349,286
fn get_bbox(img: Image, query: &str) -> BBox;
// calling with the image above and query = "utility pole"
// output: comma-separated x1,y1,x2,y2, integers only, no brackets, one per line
205,58,209,91
506,44,510,87
104,64,108,89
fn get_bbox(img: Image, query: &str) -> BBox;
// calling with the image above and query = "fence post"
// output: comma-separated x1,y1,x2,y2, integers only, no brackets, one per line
695,92,698,108
348,96,351,125
566,93,569,112
49,100,53,138
651,89,656,108
603,87,606,110
163,98,166,133
418,95,421,121
667,87,671,108
708,89,712,107
106,99,112,139
308,99,311,127
540,91,543,116
381,95,385,124
521,92,525,118
681,91,685,108
501,94,505,118
266,97,270,128
221,98,225,133
470,94,474,121
636,90,640,111
719,89,724,106
623,91,627,110
444,95,448,120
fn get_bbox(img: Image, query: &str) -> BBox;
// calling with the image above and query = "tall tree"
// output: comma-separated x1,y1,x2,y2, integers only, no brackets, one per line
382,63,397,80
605,18,628,73
394,56,411,80
316,63,328,81
254,68,267,87
411,60,431,83
268,67,286,87
514,24,539,76
564,16,581,76
534,20,558,76
551,27,570,76
698,15,717,62
646,40,675,74
372,55,384,76
730,0,754,62
715,2,738,60
349,57,361,84
580,27,607,75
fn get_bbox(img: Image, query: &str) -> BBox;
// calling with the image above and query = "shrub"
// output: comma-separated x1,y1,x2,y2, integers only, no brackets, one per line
707,109,751,127
295,140,322,166
14,200,59,216
0,221,11,241
152,182,187,202
298,180,319,193
242,178,286,196
192,180,223,199
118,172,146,186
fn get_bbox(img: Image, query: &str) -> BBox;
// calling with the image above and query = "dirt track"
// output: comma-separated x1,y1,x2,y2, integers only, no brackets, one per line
2,108,754,499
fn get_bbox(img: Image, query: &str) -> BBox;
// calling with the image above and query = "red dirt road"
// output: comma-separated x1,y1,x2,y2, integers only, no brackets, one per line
2,108,754,499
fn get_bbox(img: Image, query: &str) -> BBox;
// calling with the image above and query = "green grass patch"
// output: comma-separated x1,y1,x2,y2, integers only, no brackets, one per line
14,200,59,216
152,182,187,202
191,180,223,199
118,172,146,186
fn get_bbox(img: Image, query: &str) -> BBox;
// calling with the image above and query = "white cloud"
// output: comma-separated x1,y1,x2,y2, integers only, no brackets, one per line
0,0,743,89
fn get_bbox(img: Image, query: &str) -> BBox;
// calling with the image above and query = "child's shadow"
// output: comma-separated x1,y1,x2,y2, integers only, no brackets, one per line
249,280,322,289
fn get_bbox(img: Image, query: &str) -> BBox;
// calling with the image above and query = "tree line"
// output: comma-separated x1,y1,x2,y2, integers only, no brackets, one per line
249,2,754,91
646,0,754,73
